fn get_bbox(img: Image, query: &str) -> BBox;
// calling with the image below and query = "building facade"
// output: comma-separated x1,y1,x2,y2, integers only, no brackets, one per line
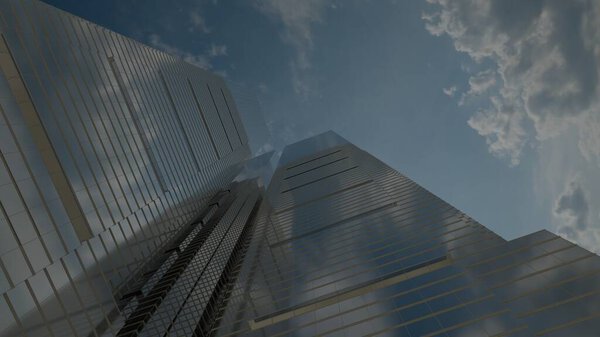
1,1,600,337
212,132,600,336
0,0,252,336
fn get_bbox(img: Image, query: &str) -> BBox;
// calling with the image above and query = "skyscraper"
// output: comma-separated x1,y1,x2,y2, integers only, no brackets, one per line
213,132,600,336
0,0,254,335
1,1,600,337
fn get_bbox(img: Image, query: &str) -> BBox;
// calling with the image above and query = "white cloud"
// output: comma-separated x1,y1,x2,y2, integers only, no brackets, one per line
555,177,589,231
423,0,600,251
254,0,330,98
424,0,600,165
213,69,228,79
149,34,211,69
209,44,228,57
148,34,229,73
578,112,600,166
255,142,274,156
554,176,600,253
189,11,211,34
443,85,457,97
258,82,269,94
459,69,497,104
467,96,526,166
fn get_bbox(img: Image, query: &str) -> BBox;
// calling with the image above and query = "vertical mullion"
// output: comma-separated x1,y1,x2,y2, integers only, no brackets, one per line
207,83,233,153
158,69,201,171
189,79,220,160
220,87,243,146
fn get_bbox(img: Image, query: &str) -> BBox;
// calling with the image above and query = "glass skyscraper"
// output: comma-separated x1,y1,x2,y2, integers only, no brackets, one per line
0,0,253,335
1,1,600,336
213,132,600,336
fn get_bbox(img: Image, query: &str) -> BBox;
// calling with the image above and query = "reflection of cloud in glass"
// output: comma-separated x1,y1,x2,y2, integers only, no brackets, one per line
0,1,251,335
217,131,600,336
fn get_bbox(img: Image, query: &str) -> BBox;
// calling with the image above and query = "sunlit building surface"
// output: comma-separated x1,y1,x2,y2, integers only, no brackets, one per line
1,1,600,337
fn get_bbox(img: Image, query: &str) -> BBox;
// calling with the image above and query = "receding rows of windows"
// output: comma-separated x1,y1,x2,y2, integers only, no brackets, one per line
252,218,467,307
0,1,249,336
3,0,246,214
211,232,496,333
123,190,258,336
252,197,465,306
213,145,600,336
218,227,599,332
273,179,374,215
270,190,394,240
272,181,449,239
284,149,343,172
249,256,451,330
216,257,490,336
265,213,464,288
0,0,246,281
280,165,359,194
283,156,350,181
273,167,372,210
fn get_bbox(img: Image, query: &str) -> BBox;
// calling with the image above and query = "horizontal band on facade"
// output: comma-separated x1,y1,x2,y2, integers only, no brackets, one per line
248,255,452,330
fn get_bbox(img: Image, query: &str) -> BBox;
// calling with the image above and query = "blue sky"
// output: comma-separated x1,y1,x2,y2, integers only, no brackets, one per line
44,0,600,252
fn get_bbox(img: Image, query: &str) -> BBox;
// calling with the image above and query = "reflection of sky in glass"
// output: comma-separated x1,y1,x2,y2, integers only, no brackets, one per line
2,0,600,335
234,150,278,187
0,1,250,336
278,130,348,167
215,133,600,336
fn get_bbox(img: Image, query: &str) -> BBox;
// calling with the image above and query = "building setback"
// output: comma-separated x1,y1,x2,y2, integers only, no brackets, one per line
1,1,600,337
